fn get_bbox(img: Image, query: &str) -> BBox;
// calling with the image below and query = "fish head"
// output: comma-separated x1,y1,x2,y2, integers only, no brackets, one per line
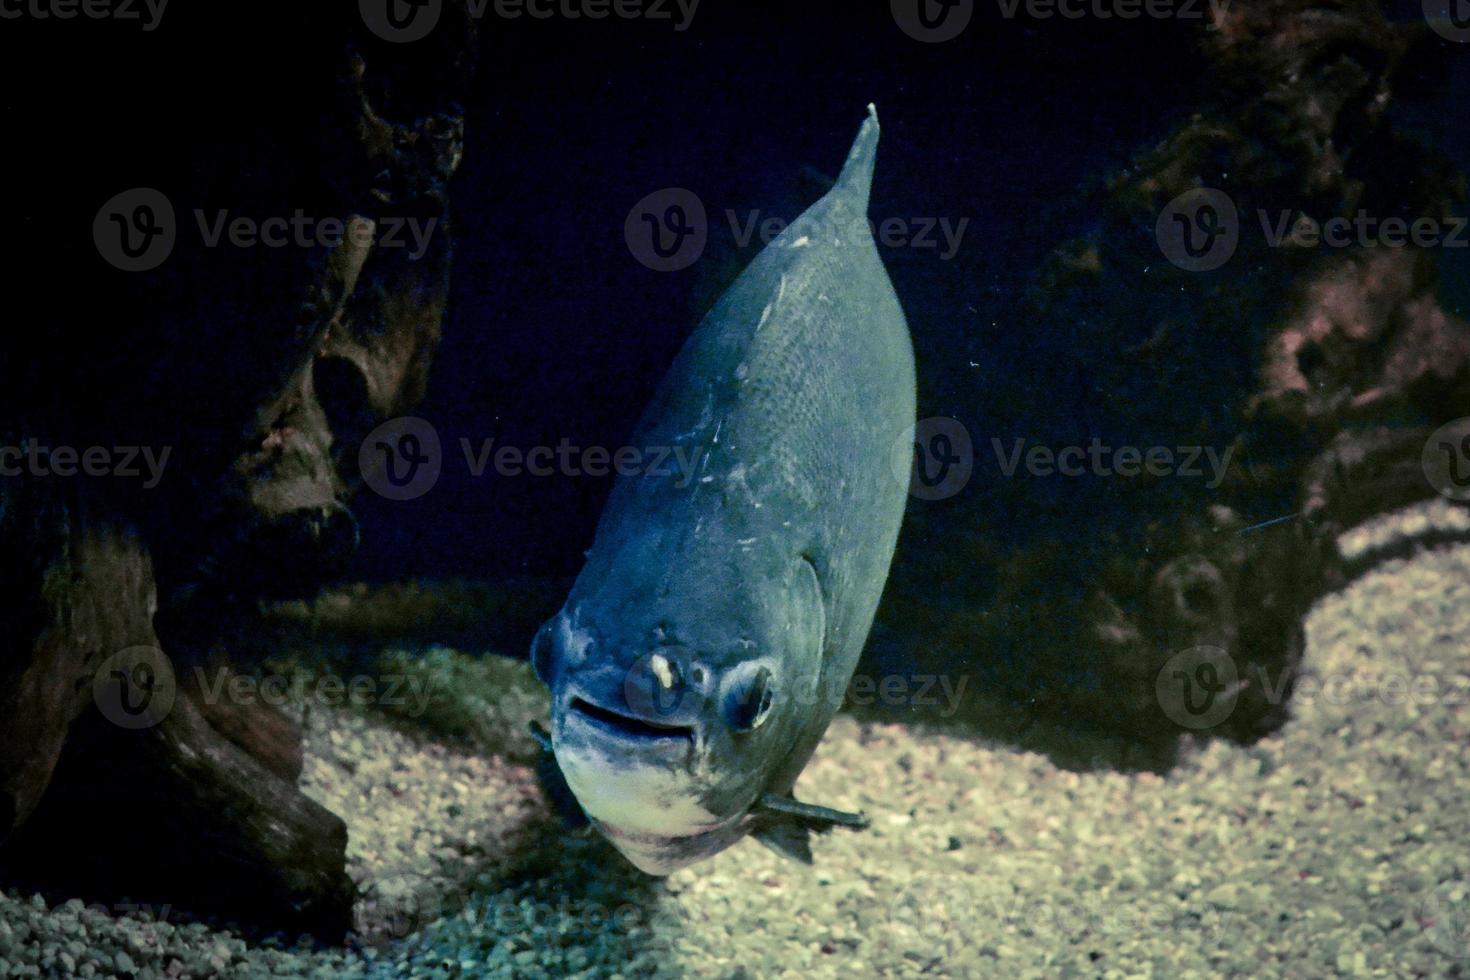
531,552,829,874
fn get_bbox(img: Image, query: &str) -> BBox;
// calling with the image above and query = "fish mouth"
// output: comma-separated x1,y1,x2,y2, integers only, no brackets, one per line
567,696,696,744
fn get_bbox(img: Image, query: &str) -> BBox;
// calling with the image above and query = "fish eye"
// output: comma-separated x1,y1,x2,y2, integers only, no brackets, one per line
530,621,558,683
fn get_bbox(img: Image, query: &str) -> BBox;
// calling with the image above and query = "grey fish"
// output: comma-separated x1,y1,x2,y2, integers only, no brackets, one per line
532,105,915,874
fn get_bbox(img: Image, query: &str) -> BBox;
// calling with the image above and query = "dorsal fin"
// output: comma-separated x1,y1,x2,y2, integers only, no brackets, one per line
831,103,881,214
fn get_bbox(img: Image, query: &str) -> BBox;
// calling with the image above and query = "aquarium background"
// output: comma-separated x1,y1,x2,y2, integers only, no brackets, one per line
2,1,1470,976
368,4,1213,580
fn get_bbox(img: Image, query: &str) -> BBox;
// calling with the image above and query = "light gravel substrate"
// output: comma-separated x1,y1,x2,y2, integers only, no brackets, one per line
1,504,1468,978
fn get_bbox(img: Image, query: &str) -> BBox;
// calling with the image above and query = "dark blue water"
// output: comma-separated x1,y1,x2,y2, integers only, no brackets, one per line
354,6,1213,581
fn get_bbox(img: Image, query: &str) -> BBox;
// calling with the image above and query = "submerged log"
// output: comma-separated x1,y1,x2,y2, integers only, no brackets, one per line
0,491,352,937
870,0,1470,758
0,5,477,939
2,648,353,941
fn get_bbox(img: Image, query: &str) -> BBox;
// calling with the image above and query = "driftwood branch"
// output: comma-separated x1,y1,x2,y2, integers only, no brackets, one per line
0,5,477,939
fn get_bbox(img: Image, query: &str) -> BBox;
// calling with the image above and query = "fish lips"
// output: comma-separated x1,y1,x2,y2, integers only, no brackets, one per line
553,685,701,761
550,684,749,872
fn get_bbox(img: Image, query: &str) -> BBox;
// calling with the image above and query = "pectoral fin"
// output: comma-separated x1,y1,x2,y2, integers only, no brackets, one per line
751,793,869,864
